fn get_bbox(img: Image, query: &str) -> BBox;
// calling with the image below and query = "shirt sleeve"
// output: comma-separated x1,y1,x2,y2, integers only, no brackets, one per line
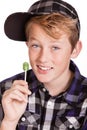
0,81,5,125
82,116,87,130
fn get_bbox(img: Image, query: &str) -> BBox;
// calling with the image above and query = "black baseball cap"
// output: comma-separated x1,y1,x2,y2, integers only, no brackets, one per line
4,0,80,41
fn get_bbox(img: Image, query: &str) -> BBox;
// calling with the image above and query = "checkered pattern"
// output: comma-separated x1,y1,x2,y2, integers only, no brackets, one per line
4,0,80,41
0,60,87,130
29,0,80,27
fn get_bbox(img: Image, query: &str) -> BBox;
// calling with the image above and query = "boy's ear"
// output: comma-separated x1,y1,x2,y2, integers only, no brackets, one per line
25,42,28,46
71,40,82,58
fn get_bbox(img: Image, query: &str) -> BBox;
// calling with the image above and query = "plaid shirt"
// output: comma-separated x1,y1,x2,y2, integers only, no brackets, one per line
0,60,87,130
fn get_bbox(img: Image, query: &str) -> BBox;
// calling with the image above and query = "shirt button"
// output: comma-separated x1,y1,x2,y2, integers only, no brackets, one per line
21,117,26,122
48,101,52,106
43,88,46,92
69,125,73,129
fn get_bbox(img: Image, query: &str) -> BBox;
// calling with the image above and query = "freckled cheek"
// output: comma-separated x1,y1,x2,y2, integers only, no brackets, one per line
53,54,69,66
29,50,39,62
54,58,63,66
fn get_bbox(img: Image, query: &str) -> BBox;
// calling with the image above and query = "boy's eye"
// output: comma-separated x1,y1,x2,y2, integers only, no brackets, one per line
32,44,39,48
52,46,60,50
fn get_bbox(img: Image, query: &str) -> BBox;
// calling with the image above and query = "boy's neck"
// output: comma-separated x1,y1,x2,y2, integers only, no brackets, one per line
44,70,74,96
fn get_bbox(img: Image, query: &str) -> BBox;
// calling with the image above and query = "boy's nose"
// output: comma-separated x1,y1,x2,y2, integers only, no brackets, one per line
38,49,49,63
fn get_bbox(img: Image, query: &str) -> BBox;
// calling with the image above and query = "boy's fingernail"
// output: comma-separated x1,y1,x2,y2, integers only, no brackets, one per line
28,90,32,95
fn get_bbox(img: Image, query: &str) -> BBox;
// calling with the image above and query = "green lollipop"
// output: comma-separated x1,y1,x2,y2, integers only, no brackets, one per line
23,62,29,81
23,62,29,71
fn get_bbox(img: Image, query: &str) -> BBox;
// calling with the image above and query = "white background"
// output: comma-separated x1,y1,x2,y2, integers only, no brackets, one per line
0,0,87,81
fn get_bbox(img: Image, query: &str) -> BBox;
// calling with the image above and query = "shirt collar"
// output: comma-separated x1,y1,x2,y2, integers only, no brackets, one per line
64,60,84,106
27,70,42,93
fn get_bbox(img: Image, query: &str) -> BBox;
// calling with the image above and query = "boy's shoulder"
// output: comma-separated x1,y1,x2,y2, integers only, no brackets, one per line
0,72,24,93
82,77,87,85
80,76,87,95
82,77,87,89
0,69,35,92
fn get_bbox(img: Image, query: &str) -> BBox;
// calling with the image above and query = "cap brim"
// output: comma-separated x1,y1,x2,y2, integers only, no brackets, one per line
4,12,33,41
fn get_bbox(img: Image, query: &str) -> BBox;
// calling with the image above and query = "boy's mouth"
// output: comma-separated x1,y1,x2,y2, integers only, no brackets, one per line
37,65,53,71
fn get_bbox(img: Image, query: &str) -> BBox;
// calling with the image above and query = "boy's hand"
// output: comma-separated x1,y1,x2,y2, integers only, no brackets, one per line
2,80,31,126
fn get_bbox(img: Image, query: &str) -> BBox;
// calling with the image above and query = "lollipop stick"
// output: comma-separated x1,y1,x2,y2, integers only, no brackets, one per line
24,71,26,81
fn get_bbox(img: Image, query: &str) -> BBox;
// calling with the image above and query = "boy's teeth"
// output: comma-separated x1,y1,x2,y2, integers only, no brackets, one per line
39,66,51,70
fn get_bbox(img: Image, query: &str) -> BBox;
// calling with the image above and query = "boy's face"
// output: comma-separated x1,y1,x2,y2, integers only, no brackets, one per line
27,23,74,84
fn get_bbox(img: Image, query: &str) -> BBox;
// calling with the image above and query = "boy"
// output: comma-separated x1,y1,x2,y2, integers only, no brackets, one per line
0,0,87,129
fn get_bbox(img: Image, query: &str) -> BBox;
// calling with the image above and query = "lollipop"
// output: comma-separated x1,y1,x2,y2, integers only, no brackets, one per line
23,62,29,81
